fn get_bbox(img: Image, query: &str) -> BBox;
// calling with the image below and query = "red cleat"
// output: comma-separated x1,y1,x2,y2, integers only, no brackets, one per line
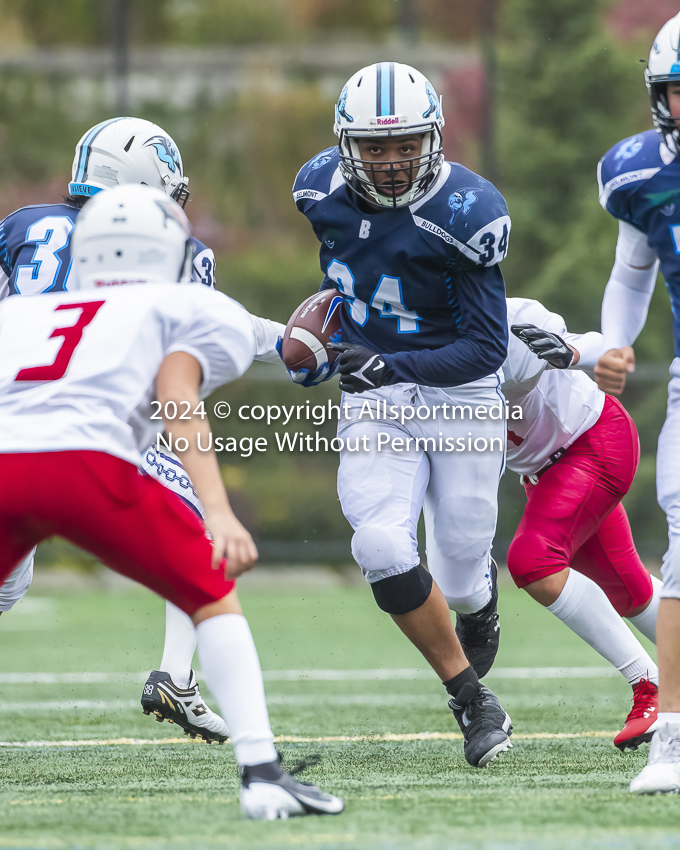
614,678,659,752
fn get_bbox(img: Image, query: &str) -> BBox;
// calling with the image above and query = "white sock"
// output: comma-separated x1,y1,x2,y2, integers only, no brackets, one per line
196,613,277,767
657,712,680,726
547,570,659,685
159,601,197,689
626,575,662,644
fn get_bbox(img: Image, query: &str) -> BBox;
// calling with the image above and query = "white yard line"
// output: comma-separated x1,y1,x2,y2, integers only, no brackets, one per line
0,730,616,748
0,666,617,685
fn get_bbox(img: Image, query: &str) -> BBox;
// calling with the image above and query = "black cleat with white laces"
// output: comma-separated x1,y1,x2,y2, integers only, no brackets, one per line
240,757,344,820
455,559,500,679
449,681,512,768
141,670,229,744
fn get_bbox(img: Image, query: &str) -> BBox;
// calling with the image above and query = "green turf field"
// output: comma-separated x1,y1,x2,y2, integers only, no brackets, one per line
0,568,678,850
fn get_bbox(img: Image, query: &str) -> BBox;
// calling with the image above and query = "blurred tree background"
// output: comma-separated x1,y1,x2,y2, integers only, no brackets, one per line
0,0,675,563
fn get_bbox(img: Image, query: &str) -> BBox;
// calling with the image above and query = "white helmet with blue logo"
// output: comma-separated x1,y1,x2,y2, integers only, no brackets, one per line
646,12,680,154
69,117,190,207
333,62,445,209
70,184,194,290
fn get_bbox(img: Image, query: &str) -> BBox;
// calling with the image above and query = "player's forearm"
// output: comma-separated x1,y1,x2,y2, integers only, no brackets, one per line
383,264,508,386
385,334,506,387
162,409,230,515
561,331,607,371
601,278,655,349
156,351,231,517
250,314,287,363
601,220,658,349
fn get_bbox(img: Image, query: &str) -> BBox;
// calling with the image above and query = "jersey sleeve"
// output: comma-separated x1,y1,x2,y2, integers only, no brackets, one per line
165,290,255,396
503,299,562,388
250,314,286,363
601,221,659,349
383,264,508,387
597,131,662,231
292,147,343,216
190,238,216,288
411,169,511,269
452,186,510,268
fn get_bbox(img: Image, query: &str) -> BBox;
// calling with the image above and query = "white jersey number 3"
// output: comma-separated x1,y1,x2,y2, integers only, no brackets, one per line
14,216,75,295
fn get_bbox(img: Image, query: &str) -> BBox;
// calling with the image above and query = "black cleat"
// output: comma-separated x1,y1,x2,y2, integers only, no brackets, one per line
140,670,229,744
449,682,512,768
455,558,500,678
240,758,344,820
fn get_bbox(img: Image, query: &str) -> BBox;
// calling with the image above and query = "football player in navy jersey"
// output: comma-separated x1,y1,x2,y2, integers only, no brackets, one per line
291,62,512,768
595,13,680,793
0,117,243,744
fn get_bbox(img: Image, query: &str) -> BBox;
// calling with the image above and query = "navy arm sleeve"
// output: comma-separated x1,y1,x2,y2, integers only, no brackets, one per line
381,264,508,387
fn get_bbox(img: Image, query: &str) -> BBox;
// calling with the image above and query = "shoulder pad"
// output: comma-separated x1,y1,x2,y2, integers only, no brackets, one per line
292,147,343,212
598,130,664,221
411,163,510,266
0,203,78,230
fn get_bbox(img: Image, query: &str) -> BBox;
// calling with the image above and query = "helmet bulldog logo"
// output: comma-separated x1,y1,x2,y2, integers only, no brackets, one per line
423,81,440,119
336,86,354,123
144,135,181,174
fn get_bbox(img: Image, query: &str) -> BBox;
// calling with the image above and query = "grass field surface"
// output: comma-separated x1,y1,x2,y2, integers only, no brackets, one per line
0,568,678,850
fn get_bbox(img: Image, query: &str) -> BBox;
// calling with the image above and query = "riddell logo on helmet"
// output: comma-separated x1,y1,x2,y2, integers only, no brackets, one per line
369,115,408,127
95,279,147,287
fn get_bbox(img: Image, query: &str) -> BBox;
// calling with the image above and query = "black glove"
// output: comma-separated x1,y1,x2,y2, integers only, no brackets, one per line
327,342,395,393
510,323,575,369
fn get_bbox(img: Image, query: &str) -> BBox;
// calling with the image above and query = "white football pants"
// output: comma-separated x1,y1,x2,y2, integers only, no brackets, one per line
657,359,680,599
337,380,506,614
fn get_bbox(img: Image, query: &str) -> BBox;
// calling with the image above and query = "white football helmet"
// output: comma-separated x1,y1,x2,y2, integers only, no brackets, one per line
333,62,445,209
646,12,680,154
70,184,194,290
68,117,190,207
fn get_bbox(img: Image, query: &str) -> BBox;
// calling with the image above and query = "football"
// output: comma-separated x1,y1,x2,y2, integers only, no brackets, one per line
280,288,343,374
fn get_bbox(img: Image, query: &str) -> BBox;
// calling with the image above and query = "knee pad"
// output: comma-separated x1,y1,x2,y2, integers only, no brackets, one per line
351,525,414,573
371,565,433,615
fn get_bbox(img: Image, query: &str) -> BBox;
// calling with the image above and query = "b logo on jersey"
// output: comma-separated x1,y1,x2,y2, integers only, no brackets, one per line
613,136,644,172
144,135,181,174
423,81,440,119
448,189,478,225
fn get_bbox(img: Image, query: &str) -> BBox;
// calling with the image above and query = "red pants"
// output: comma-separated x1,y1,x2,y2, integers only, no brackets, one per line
506,395,653,617
0,451,234,616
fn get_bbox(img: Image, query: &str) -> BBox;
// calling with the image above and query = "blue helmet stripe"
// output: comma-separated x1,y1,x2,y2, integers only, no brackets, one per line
74,117,127,184
376,64,382,115
389,62,395,115
379,62,392,116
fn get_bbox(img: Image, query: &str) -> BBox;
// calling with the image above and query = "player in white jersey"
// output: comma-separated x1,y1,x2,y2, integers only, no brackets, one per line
0,116,285,743
594,14,680,792
0,185,342,820
504,298,661,750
